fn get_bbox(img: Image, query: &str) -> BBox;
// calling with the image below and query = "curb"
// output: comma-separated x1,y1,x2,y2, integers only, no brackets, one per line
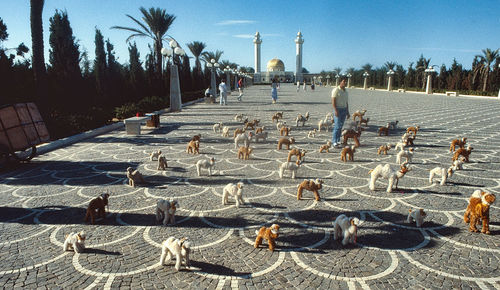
37,122,125,155
37,98,205,155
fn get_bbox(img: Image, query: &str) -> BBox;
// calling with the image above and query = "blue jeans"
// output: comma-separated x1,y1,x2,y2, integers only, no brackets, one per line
271,88,278,101
332,107,348,144
220,93,227,105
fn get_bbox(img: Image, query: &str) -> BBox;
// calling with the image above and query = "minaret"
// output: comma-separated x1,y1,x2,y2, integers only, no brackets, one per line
295,31,304,82
253,32,262,74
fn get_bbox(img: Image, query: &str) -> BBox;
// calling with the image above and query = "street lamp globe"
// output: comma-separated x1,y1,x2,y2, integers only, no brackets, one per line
174,47,185,56
161,47,172,57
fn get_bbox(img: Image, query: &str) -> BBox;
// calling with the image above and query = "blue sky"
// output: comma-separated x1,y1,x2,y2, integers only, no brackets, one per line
1,0,499,73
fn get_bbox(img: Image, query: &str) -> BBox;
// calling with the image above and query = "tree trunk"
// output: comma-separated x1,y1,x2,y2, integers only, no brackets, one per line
482,69,489,92
30,0,47,99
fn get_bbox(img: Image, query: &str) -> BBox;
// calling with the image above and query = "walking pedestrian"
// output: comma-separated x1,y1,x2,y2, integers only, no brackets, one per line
271,78,278,104
237,77,243,101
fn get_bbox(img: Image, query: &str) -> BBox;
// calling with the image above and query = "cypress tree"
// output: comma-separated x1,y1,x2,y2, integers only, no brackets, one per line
128,42,145,101
48,10,82,109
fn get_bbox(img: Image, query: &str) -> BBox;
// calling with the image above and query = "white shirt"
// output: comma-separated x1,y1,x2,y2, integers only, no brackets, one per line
219,82,228,94
331,87,348,108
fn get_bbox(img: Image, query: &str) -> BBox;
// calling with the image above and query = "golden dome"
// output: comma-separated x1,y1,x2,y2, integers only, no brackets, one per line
266,58,285,72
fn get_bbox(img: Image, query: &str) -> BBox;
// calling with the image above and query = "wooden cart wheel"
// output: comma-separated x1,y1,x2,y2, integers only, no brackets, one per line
11,146,37,162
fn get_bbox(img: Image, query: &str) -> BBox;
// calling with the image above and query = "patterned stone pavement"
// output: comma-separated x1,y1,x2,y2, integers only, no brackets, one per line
1,84,499,289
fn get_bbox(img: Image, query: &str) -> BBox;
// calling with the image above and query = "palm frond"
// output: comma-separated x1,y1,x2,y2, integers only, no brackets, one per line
125,14,152,37
110,25,146,35
126,33,148,43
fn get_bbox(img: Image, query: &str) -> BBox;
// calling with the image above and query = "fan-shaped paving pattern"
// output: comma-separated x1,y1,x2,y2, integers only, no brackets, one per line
0,84,499,288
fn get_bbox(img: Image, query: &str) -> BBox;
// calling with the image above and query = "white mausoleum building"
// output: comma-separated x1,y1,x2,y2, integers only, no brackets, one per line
252,31,305,83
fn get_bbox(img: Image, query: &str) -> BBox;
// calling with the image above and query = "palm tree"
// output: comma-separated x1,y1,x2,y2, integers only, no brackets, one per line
111,7,176,77
384,61,396,71
362,63,372,73
219,60,231,71
186,41,206,75
201,50,223,65
474,48,499,91
416,55,431,89
30,0,46,99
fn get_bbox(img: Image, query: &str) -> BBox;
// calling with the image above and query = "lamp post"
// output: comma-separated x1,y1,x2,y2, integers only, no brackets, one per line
206,59,220,98
161,39,185,112
346,73,352,88
233,69,238,91
363,71,369,90
387,69,395,91
335,73,339,87
326,75,331,86
425,66,436,94
498,64,500,98
224,66,231,90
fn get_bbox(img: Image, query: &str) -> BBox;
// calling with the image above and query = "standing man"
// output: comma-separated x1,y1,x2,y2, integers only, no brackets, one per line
219,79,228,105
331,77,350,147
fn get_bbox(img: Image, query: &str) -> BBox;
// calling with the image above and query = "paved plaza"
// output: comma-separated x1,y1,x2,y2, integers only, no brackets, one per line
1,84,499,289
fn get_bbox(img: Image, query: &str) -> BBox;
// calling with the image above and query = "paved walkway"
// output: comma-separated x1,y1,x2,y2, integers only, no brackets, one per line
1,84,499,289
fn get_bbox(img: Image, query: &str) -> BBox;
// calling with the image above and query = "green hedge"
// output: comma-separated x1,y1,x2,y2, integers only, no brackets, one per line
114,96,168,119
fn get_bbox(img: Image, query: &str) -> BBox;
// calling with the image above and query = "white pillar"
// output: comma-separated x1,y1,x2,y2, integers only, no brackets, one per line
387,70,394,91
295,31,304,83
210,67,217,98
170,64,182,112
363,72,369,90
253,32,262,74
425,74,433,94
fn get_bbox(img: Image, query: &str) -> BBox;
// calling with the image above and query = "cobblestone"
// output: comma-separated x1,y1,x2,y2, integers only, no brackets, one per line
0,84,499,288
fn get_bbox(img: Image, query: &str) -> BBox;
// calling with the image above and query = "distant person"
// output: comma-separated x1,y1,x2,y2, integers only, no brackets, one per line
271,78,278,104
237,78,243,101
311,82,315,90
204,87,213,103
219,79,228,105
331,77,350,147
296,81,300,92
303,82,307,91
